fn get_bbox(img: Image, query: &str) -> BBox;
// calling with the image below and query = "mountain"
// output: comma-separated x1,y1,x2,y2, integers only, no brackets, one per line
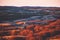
0,6,60,22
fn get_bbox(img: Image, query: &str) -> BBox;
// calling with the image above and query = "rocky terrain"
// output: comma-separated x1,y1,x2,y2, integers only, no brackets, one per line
0,6,60,40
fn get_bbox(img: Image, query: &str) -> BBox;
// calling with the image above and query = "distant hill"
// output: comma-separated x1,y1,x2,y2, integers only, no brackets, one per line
0,6,60,22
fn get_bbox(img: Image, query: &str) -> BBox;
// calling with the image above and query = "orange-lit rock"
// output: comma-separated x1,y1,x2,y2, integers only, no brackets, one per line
0,19,60,40
16,21,25,25
0,23,11,27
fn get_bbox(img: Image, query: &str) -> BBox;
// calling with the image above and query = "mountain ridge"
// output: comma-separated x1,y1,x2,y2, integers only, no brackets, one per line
0,6,60,22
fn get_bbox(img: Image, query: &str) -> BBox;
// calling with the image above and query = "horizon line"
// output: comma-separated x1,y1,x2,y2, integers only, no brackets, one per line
0,5,60,7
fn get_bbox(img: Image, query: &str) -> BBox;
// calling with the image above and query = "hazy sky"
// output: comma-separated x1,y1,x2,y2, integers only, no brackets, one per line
0,0,60,7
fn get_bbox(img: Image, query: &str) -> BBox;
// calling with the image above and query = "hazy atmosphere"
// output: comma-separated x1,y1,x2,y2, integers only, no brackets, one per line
0,0,60,7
